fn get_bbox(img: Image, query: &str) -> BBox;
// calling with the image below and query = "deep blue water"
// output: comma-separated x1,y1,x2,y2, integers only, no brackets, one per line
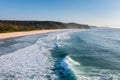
0,29,120,80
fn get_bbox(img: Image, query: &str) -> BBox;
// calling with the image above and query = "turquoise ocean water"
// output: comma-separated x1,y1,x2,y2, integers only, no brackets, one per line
0,29,120,80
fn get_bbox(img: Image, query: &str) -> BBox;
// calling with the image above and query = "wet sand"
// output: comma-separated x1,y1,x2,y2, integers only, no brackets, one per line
0,29,68,41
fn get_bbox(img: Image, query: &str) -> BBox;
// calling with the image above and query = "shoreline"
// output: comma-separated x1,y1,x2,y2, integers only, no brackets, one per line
0,29,77,41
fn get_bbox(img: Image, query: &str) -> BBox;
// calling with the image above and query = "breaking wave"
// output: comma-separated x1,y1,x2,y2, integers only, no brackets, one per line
0,29,120,80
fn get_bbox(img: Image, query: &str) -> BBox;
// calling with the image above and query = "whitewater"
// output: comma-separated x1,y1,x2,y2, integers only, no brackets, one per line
0,29,120,80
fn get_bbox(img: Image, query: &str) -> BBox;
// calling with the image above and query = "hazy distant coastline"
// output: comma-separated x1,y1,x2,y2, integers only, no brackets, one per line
0,20,96,33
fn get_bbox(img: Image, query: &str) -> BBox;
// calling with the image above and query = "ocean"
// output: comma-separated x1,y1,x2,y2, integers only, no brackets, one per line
0,28,120,80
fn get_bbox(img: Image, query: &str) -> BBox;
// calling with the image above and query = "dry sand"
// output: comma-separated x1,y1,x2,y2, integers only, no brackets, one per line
0,29,68,41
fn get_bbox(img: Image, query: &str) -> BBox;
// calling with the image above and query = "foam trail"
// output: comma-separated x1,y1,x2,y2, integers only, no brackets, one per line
0,42,53,80
0,30,77,80
0,33,61,80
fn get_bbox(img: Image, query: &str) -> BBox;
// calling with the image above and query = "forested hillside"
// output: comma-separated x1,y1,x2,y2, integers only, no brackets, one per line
0,20,96,33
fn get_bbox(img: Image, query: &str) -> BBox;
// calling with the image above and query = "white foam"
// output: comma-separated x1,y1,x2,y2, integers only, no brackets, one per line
0,42,4,45
0,42,53,80
64,56,120,80
10,42,32,50
0,31,74,80
64,56,80,66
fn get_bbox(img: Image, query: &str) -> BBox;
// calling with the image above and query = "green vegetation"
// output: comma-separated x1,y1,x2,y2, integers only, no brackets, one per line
0,20,95,33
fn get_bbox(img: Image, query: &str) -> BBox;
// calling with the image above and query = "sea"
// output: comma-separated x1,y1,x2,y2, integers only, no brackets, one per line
0,28,120,80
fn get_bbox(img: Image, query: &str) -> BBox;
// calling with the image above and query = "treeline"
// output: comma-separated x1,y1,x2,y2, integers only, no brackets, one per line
0,23,36,33
0,20,96,33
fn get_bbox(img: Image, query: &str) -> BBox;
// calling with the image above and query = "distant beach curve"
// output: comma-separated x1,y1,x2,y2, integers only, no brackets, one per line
0,29,72,41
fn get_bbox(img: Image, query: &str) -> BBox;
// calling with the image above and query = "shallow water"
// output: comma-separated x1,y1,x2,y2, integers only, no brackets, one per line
0,29,120,80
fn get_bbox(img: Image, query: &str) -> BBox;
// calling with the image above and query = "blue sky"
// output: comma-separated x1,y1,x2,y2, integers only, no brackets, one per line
0,0,120,28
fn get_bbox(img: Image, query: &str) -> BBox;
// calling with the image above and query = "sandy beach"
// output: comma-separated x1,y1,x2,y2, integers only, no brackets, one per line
0,29,67,41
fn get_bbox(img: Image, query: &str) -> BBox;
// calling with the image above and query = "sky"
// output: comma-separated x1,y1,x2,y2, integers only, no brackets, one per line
0,0,120,28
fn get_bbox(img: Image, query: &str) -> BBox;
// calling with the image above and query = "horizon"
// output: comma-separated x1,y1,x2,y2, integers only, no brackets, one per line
0,0,120,28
